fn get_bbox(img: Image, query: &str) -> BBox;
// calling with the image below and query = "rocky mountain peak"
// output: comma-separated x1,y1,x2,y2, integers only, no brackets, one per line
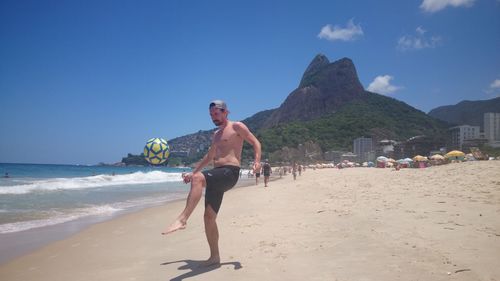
299,56,361,90
263,55,365,128
299,54,330,87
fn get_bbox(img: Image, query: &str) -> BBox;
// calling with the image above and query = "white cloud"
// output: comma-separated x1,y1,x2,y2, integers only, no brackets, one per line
416,26,426,35
397,27,442,51
485,78,500,97
318,19,363,42
490,79,500,89
420,0,476,13
367,75,402,95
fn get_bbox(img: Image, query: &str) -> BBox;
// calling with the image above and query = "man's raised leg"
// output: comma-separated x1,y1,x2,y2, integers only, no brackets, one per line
162,172,206,235
201,205,220,267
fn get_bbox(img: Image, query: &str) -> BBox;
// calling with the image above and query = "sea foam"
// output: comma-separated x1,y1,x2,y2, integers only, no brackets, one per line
0,205,123,234
0,171,183,195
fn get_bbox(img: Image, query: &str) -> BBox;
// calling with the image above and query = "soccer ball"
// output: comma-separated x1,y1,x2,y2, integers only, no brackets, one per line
143,138,170,165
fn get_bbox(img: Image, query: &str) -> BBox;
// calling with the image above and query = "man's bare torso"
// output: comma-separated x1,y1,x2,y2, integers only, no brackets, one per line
212,121,244,167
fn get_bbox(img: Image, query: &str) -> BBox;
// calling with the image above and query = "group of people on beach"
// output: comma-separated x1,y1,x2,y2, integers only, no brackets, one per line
246,160,272,187
275,162,304,180
248,161,305,186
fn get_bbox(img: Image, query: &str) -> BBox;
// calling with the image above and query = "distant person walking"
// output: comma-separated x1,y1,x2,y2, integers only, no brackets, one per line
262,160,272,187
255,164,261,185
162,100,262,267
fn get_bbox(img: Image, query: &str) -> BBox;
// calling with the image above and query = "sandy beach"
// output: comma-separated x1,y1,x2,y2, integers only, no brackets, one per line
1,161,499,281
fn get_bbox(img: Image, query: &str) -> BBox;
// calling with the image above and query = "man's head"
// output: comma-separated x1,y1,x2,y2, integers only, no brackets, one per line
209,100,229,127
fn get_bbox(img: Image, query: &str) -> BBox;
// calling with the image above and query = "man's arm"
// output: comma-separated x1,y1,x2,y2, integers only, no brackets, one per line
234,122,261,172
182,134,217,183
192,145,216,174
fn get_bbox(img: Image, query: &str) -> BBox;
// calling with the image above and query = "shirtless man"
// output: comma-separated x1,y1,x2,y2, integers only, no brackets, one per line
162,100,261,267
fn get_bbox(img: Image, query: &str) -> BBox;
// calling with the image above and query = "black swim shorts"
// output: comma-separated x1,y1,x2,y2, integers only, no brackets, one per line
202,165,240,213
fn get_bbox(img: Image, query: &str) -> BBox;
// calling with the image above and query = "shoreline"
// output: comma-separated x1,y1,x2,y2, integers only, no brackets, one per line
1,161,498,280
0,176,262,265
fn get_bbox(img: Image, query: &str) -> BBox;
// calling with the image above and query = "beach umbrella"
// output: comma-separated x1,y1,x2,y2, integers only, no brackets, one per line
430,154,445,160
445,150,465,158
396,158,412,168
413,155,428,162
376,156,388,162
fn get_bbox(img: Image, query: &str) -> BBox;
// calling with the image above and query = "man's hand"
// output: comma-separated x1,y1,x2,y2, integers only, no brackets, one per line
181,172,193,184
253,162,261,174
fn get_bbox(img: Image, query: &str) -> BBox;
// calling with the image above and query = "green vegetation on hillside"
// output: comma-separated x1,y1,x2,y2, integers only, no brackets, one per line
253,93,449,155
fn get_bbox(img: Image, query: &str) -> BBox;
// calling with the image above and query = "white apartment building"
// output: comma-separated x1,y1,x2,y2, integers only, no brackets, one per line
484,112,500,147
353,137,374,162
449,125,480,150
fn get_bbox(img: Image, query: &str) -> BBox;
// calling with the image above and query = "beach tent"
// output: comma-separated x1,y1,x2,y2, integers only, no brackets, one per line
376,156,388,168
445,150,465,161
403,158,414,168
430,154,445,165
376,156,388,162
396,158,411,168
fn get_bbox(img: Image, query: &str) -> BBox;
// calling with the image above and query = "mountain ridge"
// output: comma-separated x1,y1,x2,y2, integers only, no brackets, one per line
428,97,500,129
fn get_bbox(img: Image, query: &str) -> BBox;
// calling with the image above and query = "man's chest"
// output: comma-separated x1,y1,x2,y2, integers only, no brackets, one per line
214,128,241,146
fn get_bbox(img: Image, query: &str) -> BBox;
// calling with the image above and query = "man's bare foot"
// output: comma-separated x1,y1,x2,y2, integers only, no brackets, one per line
161,220,186,235
199,256,220,267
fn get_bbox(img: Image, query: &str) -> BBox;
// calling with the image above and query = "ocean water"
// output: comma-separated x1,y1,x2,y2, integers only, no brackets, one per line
0,163,193,234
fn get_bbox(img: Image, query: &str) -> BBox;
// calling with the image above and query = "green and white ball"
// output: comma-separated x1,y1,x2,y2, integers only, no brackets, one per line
143,138,170,165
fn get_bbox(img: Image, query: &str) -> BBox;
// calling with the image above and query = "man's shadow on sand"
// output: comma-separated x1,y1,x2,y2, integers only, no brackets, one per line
161,259,242,281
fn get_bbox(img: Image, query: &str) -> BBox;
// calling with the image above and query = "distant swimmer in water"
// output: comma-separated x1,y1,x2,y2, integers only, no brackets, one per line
3,172,9,178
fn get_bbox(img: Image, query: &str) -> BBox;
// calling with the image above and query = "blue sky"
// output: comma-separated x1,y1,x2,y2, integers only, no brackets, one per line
1,0,499,165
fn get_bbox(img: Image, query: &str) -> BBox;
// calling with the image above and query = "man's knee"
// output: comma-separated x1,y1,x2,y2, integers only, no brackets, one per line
192,172,206,187
204,205,217,221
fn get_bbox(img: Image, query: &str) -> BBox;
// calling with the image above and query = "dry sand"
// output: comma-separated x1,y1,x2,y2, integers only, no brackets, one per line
1,161,499,281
